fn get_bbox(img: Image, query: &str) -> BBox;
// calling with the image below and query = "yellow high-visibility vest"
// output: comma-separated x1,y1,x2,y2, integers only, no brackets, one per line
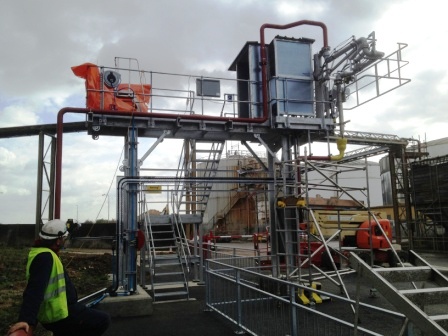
26,248,68,324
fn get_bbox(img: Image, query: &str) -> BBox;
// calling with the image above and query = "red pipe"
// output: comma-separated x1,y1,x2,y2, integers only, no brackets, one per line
55,106,270,219
259,20,328,127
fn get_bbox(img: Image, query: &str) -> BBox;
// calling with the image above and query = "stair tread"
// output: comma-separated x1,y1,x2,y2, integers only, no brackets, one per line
155,262,183,267
153,281,187,287
400,287,448,294
349,252,448,334
375,266,432,272
373,266,435,282
154,290,189,298
154,254,180,258
155,271,185,277
430,314,448,321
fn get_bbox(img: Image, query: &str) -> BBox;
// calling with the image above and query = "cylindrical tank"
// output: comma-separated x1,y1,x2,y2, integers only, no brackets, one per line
379,156,393,206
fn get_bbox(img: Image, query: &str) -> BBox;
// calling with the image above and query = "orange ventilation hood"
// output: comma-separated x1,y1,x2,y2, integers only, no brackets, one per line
72,63,151,112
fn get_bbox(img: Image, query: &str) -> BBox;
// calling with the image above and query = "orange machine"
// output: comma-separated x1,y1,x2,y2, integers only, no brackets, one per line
72,63,151,112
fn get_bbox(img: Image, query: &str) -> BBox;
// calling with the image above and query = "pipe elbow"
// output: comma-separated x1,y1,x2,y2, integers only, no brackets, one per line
330,138,347,161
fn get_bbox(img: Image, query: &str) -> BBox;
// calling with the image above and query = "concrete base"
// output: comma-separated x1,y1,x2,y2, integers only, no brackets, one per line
97,286,153,318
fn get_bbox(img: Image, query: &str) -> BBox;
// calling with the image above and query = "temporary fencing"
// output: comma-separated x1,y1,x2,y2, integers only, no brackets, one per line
205,256,406,336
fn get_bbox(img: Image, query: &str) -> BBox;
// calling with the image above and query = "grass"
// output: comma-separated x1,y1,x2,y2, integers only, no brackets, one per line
0,246,111,335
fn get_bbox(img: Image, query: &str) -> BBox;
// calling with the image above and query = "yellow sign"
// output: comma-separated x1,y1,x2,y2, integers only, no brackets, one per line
145,185,162,193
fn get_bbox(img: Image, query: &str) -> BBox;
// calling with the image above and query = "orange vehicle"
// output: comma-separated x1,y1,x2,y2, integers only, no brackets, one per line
254,218,399,268
318,218,397,268
356,219,392,249
342,218,398,266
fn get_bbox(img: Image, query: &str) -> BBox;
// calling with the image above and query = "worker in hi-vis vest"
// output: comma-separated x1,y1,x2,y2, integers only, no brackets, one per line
7,219,110,336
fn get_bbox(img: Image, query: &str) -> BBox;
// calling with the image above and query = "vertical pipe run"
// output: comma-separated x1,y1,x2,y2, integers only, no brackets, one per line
35,132,44,239
364,157,374,266
127,123,138,292
111,177,143,294
49,138,56,221
267,153,279,278
335,79,345,137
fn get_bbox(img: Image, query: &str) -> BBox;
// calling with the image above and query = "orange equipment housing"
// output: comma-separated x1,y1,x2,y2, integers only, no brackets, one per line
72,63,151,112
356,219,392,249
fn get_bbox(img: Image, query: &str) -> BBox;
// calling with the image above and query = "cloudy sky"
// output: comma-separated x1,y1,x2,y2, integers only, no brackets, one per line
0,0,446,224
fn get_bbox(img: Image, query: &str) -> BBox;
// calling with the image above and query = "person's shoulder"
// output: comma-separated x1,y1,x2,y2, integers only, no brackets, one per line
32,249,54,264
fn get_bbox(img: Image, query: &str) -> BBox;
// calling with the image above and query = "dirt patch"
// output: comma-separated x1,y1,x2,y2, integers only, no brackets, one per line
60,252,112,296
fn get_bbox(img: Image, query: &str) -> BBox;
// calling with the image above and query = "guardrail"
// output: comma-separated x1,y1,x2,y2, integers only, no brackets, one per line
205,257,406,336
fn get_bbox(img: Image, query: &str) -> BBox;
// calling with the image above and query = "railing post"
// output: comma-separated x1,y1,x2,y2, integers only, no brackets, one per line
289,283,298,336
235,268,245,335
204,259,213,312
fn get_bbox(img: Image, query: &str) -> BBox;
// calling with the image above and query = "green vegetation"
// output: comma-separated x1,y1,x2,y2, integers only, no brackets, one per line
0,247,111,335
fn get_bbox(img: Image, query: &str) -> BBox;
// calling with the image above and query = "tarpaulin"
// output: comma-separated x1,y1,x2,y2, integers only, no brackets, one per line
71,63,151,112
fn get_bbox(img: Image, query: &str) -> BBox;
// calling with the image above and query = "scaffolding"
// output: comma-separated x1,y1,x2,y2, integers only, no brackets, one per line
270,148,404,302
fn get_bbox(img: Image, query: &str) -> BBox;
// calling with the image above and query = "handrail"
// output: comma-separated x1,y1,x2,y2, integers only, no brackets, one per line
169,198,191,273
206,257,405,335
142,194,156,276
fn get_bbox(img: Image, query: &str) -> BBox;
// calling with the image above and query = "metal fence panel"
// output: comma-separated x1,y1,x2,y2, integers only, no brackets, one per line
206,257,407,336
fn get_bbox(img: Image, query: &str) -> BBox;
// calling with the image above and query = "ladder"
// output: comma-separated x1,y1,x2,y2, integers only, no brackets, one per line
143,213,190,302
350,250,448,335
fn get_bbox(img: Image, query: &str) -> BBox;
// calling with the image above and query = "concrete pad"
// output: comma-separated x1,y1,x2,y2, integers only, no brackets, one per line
98,286,153,318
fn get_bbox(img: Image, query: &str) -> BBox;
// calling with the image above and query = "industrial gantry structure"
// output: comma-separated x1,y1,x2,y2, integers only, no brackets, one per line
7,19,448,334
55,20,413,293
11,19,413,291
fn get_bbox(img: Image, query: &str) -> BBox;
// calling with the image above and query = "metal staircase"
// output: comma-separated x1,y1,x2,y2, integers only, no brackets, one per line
350,250,448,335
175,140,225,215
140,140,225,301
142,210,190,302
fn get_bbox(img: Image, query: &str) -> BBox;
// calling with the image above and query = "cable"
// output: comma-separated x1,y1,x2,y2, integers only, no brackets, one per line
96,145,125,223
72,144,125,252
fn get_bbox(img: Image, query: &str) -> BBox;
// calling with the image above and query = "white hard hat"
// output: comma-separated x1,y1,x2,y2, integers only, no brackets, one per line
39,219,69,240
